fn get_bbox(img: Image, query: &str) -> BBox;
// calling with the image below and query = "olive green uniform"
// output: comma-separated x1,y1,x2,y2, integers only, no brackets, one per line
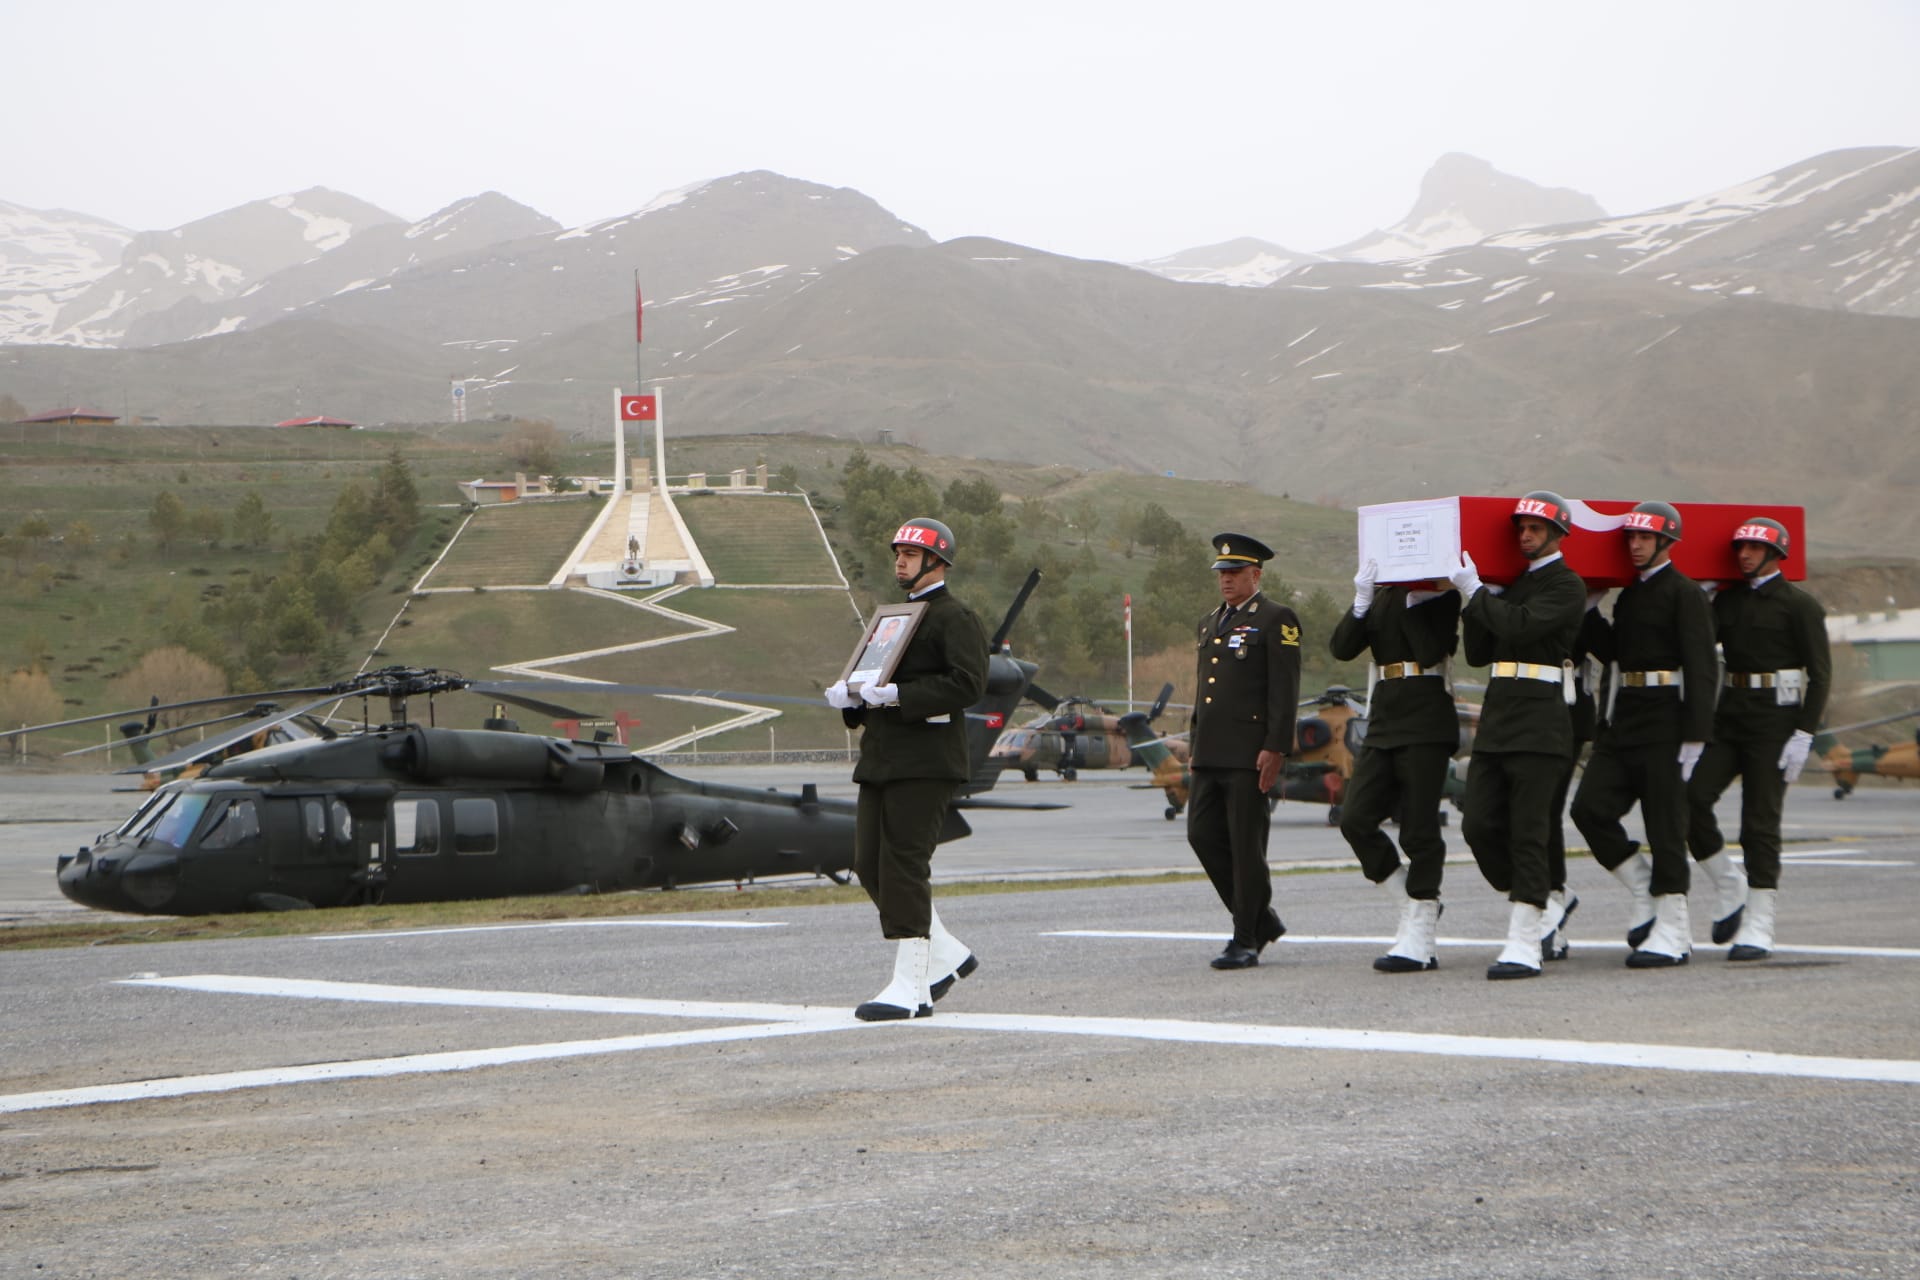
1686,574,1830,891
842,585,989,937
1187,591,1302,948
1329,586,1461,900
1570,563,1718,896
1460,557,1586,909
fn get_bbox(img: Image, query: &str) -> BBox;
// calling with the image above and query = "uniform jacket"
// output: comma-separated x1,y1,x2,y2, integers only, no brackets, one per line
1189,590,1302,769
1710,574,1831,742
843,585,990,784
1462,557,1585,756
1588,561,1717,747
1328,585,1460,750
1570,606,1607,745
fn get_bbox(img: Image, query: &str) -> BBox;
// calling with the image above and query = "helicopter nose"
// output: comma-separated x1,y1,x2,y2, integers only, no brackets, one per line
57,846,180,913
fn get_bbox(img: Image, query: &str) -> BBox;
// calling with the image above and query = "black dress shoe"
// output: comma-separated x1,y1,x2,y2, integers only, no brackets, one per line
1211,942,1260,970
929,953,979,1001
1486,960,1542,980
1710,905,1744,945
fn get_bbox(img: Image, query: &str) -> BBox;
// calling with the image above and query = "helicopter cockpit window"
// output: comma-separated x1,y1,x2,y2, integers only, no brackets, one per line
198,798,261,850
145,792,211,851
329,799,353,849
393,798,441,857
115,789,172,838
452,798,499,855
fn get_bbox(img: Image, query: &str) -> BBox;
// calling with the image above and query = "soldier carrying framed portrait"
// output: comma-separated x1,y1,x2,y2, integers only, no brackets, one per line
839,601,928,693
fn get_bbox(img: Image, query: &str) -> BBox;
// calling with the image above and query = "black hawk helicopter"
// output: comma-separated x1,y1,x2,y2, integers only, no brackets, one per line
5,574,1052,917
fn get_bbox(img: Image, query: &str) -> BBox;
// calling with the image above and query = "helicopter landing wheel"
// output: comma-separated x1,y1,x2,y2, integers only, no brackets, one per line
1164,806,1179,821
1325,804,1342,827
1833,787,1849,800
1061,767,1077,782
1023,768,1038,783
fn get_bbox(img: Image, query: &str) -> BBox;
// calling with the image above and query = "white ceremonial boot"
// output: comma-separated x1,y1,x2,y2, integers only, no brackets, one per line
927,905,978,1002
1538,887,1579,962
1626,893,1692,968
1375,897,1442,973
1611,852,1656,948
1487,902,1545,980
1727,888,1777,962
855,937,934,1021
1697,851,1749,944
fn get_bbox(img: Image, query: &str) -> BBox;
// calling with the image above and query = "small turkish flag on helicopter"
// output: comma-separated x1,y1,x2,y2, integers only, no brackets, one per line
619,395,656,421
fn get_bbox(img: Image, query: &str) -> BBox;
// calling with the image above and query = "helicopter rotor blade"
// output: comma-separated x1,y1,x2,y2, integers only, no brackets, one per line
0,682,344,742
1823,707,1920,736
62,707,265,758
476,679,830,711
1148,682,1174,721
116,694,346,776
461,681,609,721
1024,681,1061,711
990,569,1043,651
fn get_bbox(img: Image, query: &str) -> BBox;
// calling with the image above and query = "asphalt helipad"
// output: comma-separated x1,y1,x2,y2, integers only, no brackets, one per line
1,771,1917,1278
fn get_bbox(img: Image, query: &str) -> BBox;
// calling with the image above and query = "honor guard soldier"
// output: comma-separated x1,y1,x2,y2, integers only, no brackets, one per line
1449,491,1588,979
1569,501,1718,967
1686,517,1830,961
1187,532,1301,969
825,517,989,1019
1330,560,1461,972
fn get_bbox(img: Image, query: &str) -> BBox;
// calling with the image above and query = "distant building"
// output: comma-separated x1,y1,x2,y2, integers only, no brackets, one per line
1827,607,1920,682
275,415,357,429
18,406,119,426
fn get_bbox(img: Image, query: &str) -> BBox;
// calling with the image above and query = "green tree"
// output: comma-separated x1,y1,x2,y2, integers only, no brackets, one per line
231,491,275,550
371,447,421,541
1130,503,1187,557
188,507,225,548
15,514,52,541
148,490,187,554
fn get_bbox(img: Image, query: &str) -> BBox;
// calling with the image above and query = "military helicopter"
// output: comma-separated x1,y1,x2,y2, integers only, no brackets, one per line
4,574,1054,917
1815,706,1920,799
988,683,1179,781
1123,687,1475,825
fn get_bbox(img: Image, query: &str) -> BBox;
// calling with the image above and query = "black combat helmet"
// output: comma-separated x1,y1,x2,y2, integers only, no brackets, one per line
1622,500,1683,544
1511,490,1573,535
892,517,956,566
1731,516,1790,561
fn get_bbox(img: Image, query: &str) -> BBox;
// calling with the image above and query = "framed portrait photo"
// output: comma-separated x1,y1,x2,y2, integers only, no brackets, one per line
840,601,928,691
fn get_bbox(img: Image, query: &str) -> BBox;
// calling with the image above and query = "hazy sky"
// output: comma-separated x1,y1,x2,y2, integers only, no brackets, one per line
7,0,1917,263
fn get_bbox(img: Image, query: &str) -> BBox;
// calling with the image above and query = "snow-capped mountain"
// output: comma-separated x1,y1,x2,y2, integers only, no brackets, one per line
1323,152,1607,263
1297,145,1920,319
38,188,403,346
1131,237,1328,286
119,192,561,347
0,200,134,345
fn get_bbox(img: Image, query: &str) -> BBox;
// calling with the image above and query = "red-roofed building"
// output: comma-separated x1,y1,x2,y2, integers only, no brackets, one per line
275,415,358,428
17,407,119,426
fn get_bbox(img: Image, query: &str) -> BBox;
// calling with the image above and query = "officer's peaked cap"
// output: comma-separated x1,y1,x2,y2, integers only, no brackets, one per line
1209,532,1274,570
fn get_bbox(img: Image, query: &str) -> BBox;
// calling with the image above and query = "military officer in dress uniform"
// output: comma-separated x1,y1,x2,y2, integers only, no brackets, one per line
1569,501,1718,968
825,517,989,1019
1685,517,1830,962
1187,532,1302,970
1330,561,1460,972
1450,491,1588,980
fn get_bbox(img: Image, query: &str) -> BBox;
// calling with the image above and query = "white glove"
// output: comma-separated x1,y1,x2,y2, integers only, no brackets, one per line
1779,728,1814,783
860,681,900,707
1678,741,1704,782
824,681,854,710
1352,560,1377,617
1448,551,1482,598
1484,583,1505,596
1586,590,1609,612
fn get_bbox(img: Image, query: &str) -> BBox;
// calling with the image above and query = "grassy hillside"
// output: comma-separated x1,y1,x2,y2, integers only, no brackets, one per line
420,497,603,588
675,492,841,584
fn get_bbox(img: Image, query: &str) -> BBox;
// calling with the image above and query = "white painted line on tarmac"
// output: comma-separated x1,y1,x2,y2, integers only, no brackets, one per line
309,919,787,941
1779,858,1912,867
121,974,839,1022
0,970,1913,1115
1047,930,1920,959
0,1021,849,1116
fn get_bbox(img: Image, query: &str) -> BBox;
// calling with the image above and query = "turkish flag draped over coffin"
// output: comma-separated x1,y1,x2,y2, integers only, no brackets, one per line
1357,497,1806,588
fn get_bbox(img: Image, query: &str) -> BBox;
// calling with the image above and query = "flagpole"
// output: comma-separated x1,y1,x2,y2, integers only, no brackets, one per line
1124,592,1134,712
633,271,644,493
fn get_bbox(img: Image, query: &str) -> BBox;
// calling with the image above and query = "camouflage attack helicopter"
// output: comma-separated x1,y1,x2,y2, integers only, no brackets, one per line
1122,686,1475,825
988,683,1179,781
1815,706,1920,799
5,575,1053,917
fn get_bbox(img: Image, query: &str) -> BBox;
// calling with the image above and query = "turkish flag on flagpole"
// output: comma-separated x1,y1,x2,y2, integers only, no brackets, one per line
634,273,644,344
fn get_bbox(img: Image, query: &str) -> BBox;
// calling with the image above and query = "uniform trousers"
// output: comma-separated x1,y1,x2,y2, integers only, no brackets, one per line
1339,741,1451,900
1187,766,1277,947
1686,737,1788,891
854,778,955,938
1461,750,1563,908
1545,750,1581,891
1571,741,1690,895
